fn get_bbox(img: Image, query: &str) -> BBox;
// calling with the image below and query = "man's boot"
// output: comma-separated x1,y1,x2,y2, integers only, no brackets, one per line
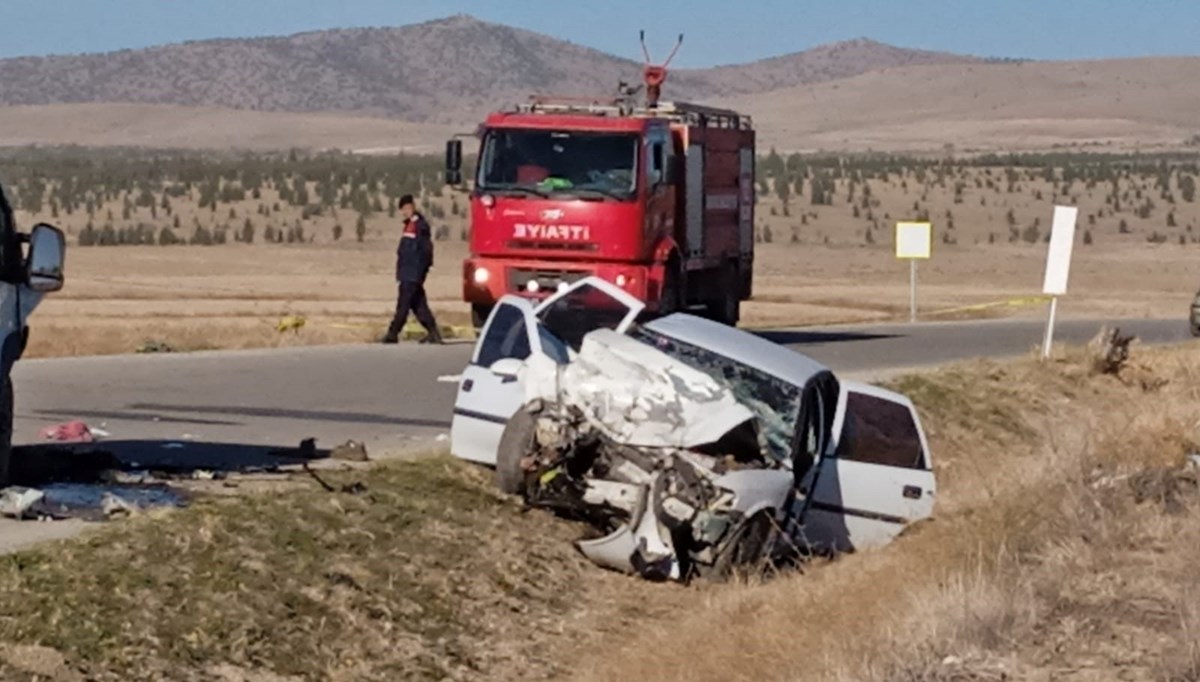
419,326,444,345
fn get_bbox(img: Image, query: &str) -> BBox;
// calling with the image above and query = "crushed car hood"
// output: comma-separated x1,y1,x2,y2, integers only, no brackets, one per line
558,328,757,449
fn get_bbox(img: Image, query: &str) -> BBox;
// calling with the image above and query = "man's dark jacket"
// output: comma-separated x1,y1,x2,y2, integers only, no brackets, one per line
397,212,434,283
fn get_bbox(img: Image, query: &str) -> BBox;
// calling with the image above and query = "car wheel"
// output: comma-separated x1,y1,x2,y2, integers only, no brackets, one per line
495,405,538,496
0,376,12,487
702,511,774,581
471,304,494,331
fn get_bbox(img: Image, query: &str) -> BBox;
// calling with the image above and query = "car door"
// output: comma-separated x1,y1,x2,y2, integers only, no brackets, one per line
797,381,936,553
533,276,645,350
449,296,542,466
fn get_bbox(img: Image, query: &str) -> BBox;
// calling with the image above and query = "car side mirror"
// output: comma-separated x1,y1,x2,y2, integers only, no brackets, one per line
445,139,463,186
489,357,523,381
26,223,65,293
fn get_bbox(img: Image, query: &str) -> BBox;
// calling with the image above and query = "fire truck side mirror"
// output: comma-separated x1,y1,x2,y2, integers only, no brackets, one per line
445,139,463,186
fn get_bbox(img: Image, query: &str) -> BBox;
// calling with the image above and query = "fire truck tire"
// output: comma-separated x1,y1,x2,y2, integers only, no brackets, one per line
707,277,741,326
659,265,682,317
471,304,494,331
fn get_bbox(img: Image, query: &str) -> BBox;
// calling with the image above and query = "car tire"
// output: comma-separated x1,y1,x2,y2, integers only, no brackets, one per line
471,304,494,331
0,376,13,487
495,405,538,496
702,511,774,581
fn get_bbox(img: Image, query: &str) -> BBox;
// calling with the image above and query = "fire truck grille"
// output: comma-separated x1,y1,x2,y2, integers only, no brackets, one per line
508,269,588,293
506,240,599,252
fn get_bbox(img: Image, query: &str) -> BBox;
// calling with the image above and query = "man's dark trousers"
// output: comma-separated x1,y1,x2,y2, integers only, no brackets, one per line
385,279,440,342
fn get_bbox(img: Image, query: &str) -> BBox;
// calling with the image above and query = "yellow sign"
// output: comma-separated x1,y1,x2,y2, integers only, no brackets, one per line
895,222,932,260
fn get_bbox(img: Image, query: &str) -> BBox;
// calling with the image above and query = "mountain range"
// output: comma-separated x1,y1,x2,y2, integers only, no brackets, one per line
0,14,1195,152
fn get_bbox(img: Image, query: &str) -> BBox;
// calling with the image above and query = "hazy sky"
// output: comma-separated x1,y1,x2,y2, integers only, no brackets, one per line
2,0,1197,66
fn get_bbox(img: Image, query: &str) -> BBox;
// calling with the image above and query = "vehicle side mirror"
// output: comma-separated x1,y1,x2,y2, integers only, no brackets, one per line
445,139,463,186
489,357,523,381
26,223,65,293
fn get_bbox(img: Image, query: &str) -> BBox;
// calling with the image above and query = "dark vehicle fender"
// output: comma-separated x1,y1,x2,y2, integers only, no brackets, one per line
0,327,26,379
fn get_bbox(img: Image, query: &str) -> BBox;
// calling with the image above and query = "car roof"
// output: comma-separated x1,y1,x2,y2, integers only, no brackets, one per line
640,314,831,387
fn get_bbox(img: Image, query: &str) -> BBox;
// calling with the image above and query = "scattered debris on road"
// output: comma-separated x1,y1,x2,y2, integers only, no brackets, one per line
1090,326,1135,374
331,440,369,462
302,462,367,495
38,421,98,443
136,339,175,353
0,487,46,519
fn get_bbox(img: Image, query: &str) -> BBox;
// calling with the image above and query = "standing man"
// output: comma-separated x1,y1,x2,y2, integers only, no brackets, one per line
383,194,442,344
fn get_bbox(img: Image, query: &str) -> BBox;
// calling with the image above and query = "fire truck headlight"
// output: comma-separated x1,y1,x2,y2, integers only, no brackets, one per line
526,280,540,293
615,274,628,287
557,281,569,293
473,267,490,285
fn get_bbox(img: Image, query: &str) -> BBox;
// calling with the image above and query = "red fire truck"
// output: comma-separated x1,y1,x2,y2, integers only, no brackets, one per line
445,34,755,328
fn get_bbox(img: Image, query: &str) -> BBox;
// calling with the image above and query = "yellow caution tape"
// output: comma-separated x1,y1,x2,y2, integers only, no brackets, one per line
927,295,1052,317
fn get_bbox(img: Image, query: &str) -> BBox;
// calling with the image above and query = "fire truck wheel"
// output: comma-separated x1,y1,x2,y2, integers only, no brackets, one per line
707,283,741,326
659,266,682,317
471,304,494,331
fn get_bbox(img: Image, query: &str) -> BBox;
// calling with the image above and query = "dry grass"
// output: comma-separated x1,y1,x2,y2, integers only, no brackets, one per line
20,238,1194,358
0,344,1198,680
719,57,1200,152
0,456,679,681
0,104,458,153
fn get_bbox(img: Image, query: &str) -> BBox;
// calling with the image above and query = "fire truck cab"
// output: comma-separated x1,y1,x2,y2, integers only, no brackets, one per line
446,36,755,329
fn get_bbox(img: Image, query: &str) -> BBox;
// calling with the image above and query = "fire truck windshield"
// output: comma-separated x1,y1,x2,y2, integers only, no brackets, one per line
478,129,638,200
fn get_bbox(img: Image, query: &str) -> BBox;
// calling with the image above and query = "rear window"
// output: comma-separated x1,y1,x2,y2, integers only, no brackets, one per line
835,392,925,469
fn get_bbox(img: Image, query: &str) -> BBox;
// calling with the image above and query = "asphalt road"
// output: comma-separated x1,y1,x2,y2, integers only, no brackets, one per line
11,315,1191,463
0,315,1189,554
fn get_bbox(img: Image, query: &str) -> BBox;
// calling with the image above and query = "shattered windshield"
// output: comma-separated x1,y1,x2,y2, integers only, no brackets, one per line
478,129,638,199
630,327,802,462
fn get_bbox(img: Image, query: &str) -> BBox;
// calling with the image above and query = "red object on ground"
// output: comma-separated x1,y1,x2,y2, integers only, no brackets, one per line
39,421,94,443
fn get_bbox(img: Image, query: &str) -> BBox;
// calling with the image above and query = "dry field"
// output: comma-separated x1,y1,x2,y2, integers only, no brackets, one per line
1,340,1197,680
721,57,1200,152
21,239,1198,359
0,103,459,154
13,156,1200,358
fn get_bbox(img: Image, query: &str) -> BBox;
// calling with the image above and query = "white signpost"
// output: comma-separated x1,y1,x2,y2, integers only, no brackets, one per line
896,221,932,322
1040,205,1079,359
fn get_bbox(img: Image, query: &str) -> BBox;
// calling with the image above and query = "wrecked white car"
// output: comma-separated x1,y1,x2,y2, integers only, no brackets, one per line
450,278,935,581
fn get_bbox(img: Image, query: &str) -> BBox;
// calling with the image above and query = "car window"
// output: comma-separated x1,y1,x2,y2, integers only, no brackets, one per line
835,392,925,469
476,303,531,368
